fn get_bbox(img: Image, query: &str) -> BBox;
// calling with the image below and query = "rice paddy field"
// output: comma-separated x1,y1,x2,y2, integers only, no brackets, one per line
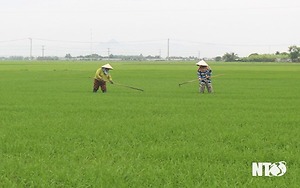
0,61,299,187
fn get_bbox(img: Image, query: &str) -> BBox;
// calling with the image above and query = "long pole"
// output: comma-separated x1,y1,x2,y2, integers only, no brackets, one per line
114,82,144,92
178,74,225,87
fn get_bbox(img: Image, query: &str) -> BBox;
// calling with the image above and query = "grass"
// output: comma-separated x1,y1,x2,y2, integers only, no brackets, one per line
0,61,300,187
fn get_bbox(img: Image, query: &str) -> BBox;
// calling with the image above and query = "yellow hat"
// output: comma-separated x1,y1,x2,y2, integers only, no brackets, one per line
101,64,113,70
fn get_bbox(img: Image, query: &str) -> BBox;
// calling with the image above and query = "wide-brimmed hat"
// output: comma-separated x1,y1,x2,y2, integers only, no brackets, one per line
196,60,208,67
101,64,113,70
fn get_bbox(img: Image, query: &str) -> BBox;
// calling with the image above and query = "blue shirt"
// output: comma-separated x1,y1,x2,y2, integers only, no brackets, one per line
197,69,212,83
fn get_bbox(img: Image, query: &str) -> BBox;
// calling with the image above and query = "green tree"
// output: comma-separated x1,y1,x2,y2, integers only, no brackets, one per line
65,53,72,59
222,52,238,62
288,45,300,62
215,56,222,61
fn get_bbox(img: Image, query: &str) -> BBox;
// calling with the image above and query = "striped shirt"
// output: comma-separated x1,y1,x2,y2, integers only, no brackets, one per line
197,69,212,83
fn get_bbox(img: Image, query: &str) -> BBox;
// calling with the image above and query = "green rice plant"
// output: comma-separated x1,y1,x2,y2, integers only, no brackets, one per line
0,61,299,187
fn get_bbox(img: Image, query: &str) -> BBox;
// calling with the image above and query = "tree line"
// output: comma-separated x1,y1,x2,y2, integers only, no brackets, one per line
1,45,299,62
217,45,300,62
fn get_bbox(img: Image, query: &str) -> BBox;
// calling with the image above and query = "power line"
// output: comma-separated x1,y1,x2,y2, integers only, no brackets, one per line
76,6,300,13
1,37,298,57
171,39,294,47
0,38,27,43
33,38,92,44
1,37,296,47
31,38,166,44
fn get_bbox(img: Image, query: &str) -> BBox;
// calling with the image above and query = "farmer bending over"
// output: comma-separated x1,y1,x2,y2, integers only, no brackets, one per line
93,64,114,93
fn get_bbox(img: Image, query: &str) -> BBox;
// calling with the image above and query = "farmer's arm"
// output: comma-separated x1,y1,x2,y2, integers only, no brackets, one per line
197,72,202,80
206,70,212,78
107,75,113,84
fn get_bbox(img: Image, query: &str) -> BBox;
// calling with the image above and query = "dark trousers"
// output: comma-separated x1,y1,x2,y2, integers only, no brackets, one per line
93,79,107,93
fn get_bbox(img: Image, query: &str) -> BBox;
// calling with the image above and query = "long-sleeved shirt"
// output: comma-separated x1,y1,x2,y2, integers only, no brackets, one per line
94,68,112,82
197,69,212,83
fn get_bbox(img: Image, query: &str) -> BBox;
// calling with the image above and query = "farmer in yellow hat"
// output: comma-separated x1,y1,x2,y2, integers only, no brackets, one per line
93,64,114,93
196,60,213,93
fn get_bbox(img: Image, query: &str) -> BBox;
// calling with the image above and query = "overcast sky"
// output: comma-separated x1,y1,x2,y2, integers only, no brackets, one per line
1,0,300,58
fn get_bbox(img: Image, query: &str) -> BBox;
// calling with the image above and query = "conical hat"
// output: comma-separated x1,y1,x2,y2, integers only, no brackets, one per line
196,60,208,66
101,63,113,70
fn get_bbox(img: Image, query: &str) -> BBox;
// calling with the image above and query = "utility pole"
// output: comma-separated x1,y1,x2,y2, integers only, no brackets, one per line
198,51,201,60
167,38,169,60
29,38,32,60
159,49,161,59
90,29,93,55
107,48,110,59
42,45,45,57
